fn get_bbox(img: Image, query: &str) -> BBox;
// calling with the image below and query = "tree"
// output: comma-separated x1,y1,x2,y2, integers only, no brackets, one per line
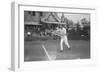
65,18,74,31
81,18,90,27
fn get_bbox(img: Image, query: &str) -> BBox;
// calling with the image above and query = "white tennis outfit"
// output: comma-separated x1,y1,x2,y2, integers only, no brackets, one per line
58,28,70,50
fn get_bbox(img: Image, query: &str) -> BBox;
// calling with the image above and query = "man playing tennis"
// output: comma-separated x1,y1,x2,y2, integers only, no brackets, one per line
52,25,71,52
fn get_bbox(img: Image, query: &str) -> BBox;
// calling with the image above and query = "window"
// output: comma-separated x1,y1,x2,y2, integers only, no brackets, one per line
28,11,31,15
40,12,43,16
32,11,35,16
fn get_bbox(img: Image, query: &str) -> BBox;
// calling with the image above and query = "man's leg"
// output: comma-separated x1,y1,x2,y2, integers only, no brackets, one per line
64,36,70,49
60,38,63,51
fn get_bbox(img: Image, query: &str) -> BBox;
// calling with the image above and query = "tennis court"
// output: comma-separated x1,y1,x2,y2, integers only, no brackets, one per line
24,39,90,61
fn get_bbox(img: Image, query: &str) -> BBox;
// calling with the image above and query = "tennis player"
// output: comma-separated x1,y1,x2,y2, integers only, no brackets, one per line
52,25,71,52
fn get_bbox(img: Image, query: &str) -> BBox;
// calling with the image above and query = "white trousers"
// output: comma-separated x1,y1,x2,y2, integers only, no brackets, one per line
60,35,70,50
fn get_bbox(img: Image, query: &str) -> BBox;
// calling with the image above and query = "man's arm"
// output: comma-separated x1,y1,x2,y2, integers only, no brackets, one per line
51,29,60,36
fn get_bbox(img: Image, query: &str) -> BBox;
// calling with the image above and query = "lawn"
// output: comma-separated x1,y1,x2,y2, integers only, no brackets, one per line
24,38,90,61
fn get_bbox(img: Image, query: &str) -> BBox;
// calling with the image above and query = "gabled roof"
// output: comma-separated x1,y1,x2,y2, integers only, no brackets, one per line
41,12,66,25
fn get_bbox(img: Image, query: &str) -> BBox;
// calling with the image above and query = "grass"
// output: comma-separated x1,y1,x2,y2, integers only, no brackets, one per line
24,38,90,61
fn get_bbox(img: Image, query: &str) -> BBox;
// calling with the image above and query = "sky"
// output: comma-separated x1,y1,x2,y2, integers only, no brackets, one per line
57,12,90,23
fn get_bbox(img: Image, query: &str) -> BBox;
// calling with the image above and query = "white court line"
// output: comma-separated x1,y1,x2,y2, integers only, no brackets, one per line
42,45,52,60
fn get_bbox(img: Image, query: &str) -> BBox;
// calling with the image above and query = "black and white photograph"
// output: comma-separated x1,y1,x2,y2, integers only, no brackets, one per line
24,11,90,61
10,2,98,71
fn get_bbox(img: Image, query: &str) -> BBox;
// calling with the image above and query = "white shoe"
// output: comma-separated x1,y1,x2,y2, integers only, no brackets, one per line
68,47,71,50
60,50,63,52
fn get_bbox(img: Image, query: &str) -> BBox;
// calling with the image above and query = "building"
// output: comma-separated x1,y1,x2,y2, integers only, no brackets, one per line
24,11,67,36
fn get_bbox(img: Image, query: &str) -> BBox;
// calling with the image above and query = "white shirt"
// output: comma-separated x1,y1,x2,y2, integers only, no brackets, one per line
55,27,67,37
